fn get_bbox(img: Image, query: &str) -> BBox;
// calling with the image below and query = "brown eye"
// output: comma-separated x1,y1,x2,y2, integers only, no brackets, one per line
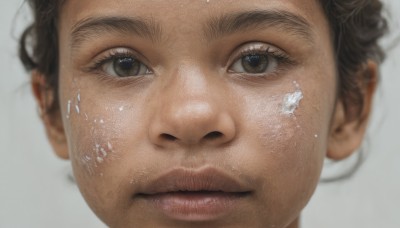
230,53,277,75
242,55,269,73
104,56,151,77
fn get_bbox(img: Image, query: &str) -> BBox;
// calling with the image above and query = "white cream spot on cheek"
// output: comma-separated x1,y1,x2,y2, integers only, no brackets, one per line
314,134,319,138
282,81,303,115
75,92,81,114
80,155,95,176
97,157,104,163
66,100,71,119
75,105,80,114
100,147,108,157
282,91,303,115
93,142,113,165
100,119,104,124
119,106,124,111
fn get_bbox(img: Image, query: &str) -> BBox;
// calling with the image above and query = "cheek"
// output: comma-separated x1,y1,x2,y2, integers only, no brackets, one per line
60,79,146,179
241,81,329,219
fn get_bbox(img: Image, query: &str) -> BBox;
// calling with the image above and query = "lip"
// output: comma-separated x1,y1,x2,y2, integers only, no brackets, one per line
135,167,252,221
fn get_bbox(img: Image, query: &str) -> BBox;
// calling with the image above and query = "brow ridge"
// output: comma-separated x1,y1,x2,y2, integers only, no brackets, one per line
204,10,314,42
70,16,162,48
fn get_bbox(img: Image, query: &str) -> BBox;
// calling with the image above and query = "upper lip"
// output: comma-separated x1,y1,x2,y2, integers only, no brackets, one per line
136,167,251,195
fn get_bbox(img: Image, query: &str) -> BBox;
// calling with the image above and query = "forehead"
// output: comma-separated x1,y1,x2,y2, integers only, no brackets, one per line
59,0,327,37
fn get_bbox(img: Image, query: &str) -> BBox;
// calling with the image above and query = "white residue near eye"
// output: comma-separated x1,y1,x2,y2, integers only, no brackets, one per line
77,93,81,102
282,81,303,115
66,100,71,119
282,91,303,115
107,142,113,151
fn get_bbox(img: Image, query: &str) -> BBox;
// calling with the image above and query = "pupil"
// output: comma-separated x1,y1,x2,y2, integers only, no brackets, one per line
242,55,268,73
114,57,139,77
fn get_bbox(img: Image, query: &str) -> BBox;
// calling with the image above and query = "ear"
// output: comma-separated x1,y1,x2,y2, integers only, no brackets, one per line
327,61,378,160
31,70,69,159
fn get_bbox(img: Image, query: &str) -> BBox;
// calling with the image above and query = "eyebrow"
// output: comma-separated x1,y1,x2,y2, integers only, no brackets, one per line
204,10,314,42
70,16,162,48
69,10,313,48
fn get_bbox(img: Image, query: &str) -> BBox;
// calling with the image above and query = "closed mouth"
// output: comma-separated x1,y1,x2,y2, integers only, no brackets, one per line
134,167,252,221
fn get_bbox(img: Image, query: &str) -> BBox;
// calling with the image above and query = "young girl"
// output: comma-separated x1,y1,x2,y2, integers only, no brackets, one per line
20,0,387,227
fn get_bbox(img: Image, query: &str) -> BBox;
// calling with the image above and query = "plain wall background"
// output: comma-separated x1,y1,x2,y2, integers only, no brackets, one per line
0,1,399,227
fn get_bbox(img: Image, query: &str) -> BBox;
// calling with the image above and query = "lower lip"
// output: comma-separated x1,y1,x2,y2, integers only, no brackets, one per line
141,191,248,221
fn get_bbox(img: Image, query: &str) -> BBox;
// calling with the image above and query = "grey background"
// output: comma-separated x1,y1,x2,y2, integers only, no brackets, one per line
0,0,399,227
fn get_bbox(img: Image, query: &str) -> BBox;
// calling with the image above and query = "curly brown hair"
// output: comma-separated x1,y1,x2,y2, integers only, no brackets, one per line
19,0,388,121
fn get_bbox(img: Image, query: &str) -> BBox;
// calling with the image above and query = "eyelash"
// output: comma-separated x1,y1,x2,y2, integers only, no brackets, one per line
238,47,291,64
85,45,295,78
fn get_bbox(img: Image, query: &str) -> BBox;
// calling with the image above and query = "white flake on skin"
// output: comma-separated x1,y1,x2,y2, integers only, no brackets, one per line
97,157,104,163
100,147,108,157
75,105,80,114
282,91,303,115
66,100,71,119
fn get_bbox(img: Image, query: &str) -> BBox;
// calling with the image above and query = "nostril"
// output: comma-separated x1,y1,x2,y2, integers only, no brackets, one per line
203,131,223,140
160,133,178,141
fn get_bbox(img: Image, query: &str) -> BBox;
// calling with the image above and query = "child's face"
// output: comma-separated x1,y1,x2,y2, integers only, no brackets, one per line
54,0,343,227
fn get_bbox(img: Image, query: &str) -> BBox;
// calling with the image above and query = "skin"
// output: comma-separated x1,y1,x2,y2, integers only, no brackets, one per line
32,0,378,227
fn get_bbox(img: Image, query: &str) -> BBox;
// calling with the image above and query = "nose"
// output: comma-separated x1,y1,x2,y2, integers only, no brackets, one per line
148,69,236,148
